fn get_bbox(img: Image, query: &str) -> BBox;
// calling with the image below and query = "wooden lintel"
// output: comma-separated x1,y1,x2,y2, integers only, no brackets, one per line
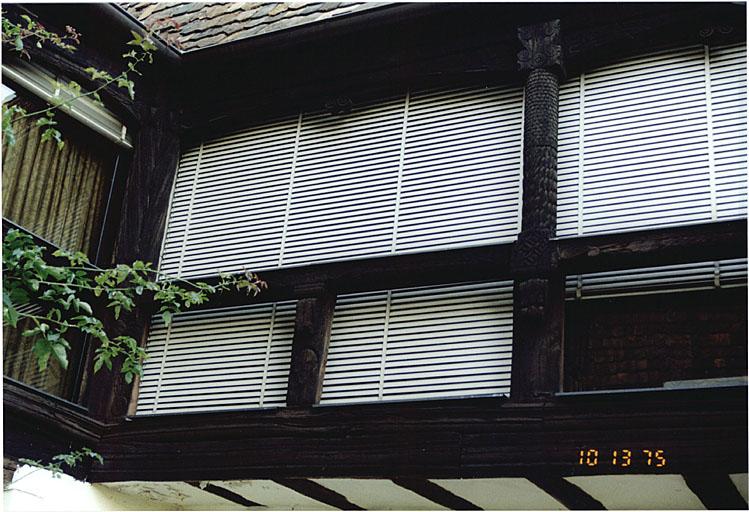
194,243,514,307
556,219,747,274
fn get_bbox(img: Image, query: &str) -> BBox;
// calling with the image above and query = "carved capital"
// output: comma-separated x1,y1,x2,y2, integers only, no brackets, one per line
517,19,565,77
511,230,557,276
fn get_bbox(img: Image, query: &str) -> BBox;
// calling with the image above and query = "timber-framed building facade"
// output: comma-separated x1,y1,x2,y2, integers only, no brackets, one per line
3,2,748,509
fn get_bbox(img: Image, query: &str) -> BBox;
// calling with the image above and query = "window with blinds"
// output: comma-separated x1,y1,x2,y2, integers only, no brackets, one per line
566,258,748,300
320,281,513,405
135,301,295,415
557,43,747,237
160,85,524,278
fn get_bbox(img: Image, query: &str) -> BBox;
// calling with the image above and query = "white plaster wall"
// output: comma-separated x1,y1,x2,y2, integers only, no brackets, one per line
3,465,173,511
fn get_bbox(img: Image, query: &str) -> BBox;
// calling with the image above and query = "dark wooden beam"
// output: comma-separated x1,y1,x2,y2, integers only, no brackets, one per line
274,478,364,510
556,219,748,275
196,242,514,307
286,294,337,406
88,387,747,482
86,101,181,423
392,478,483,510
186,481,264,508
527,475,606,510
510,19,566,401
3,378,105,480
682,473,748,510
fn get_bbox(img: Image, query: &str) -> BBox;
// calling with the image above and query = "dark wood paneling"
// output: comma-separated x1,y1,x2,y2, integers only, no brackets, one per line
87,388,746,482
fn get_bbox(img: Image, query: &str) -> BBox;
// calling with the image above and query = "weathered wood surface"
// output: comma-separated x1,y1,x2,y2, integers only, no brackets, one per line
286,295,337,406
557,219,748,274
510,20,566,401
682,473,749,510
87,388,747,482
190,242,515,306
3,379,106,479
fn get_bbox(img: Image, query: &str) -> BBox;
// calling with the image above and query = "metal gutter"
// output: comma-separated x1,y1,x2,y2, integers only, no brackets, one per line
88,3,182,67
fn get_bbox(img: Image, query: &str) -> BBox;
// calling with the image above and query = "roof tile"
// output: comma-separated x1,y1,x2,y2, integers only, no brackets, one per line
123,2,388,52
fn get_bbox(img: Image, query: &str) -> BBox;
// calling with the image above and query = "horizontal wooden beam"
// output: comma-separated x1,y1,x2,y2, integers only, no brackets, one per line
165,220,745,312
274,478,364,510
682,473,748,510
556,219,747,274
392,478,482,510
185,481,263,508
527,475,605,510
200,243,514,306
89,387,747,482
3,379,106,479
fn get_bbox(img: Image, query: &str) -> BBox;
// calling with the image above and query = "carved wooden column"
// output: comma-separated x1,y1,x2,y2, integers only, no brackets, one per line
510,20,566,401
286,291,337,406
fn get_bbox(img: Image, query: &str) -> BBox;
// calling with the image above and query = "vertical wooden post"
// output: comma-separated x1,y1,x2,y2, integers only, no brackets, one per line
87,106,181,422
286,293,337,406
510,20,566,401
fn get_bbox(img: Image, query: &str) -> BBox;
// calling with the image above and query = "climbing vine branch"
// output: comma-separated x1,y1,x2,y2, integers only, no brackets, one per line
3,229,265,384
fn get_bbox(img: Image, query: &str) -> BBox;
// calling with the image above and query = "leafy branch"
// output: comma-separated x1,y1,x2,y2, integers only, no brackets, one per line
3,447,103,492
1,13,80,55
3,229,266,384
1,11,161,150
17,448,103,480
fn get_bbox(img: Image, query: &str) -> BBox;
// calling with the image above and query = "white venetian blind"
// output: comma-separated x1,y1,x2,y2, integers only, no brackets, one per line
557,43,747,237
135,301,295,415
320,281,513,405
160,85,523,279
566,258,747,300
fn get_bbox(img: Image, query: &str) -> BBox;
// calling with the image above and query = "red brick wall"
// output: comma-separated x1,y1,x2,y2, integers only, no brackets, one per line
564,288,747,391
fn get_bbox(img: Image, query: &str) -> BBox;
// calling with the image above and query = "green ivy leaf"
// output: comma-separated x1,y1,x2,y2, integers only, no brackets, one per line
32,340,52,372
3,290,18,327
51,342,69,369
77,300,92,315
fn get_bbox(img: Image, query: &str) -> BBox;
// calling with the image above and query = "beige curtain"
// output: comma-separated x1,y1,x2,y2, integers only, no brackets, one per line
2,100,113,256
3,97,115,400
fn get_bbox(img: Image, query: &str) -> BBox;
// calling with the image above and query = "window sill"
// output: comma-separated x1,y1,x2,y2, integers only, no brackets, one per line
556,376,747,397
